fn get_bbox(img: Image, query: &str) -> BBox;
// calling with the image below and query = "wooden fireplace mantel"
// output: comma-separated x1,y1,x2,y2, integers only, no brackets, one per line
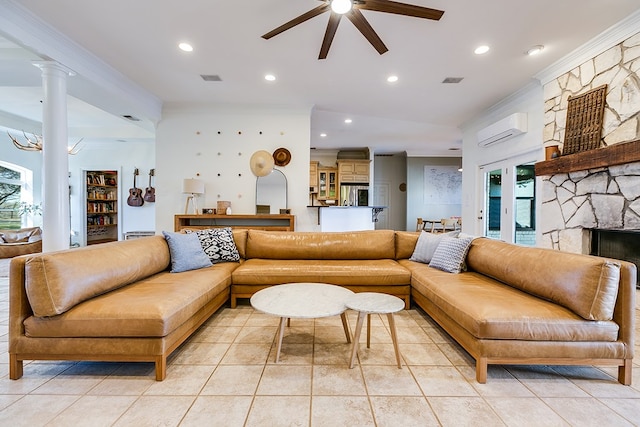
534,139,640,176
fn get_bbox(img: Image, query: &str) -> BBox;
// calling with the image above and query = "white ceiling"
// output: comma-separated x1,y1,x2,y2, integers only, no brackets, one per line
1,0,639,155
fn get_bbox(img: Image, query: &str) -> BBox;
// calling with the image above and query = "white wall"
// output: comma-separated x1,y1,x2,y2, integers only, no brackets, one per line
373,154,407,230
155,106,313,233
406,156,462,232
460,84,544,236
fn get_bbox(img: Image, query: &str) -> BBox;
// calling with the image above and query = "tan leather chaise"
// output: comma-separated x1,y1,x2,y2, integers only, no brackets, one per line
404,236,635,385
0,227,42,258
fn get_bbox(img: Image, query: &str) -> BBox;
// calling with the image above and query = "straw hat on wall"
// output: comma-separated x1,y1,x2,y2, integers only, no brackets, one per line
250,150,275,176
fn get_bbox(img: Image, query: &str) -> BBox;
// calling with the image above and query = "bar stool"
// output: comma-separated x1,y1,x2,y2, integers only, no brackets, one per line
346,292,404,369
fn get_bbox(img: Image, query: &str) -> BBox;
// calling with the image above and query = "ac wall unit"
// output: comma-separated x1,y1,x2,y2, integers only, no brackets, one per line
477,113,527,147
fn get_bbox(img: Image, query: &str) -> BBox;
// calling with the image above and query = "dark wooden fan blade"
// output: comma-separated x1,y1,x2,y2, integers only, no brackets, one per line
346,8,388,55
262,3,331,39
359,0,444,20
319,13,342,59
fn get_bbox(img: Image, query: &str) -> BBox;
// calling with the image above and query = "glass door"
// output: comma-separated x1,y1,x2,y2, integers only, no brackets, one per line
478,155,537,246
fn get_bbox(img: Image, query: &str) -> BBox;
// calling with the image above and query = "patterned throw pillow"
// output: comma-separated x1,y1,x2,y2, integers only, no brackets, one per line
429,236,474,274
409,230,460,264
186,227,240,264
162,231,212,273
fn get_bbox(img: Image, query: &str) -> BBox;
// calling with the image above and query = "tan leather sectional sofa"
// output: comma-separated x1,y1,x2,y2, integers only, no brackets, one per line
9,229,635,384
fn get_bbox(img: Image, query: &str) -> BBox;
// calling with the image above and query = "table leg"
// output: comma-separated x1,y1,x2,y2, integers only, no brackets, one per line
366,313,371,348
275,317,287,363
387,313,402,369
340,312,351,343
349,311,366,369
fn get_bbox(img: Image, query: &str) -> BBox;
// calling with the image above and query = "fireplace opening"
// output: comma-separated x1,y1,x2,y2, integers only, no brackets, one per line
590,229,640,289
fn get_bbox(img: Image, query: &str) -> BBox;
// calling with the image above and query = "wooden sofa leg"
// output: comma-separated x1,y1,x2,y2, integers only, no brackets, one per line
476,357,488,384
9,354,23,380
618,359,632,385
230,295,237,309
155,356,167,381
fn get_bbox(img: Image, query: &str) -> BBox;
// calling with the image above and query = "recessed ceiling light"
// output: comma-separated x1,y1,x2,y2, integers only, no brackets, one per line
344,118,352,124
387,75,398,83
526,45,545,56
474,45,490,55
178,42,193,52
264,74,276,81
320,133,327,137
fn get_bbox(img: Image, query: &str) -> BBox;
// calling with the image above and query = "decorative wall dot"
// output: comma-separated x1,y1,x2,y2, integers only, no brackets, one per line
217,173,221,177
238,173,242,177
238,131,242,135
196,131,201,135
217,152,221,155
259,131,263,135
238,152,242,156
217,194,221,198
280,131,284,135
217,131,221,134
196,152,202,156
238,194,242,198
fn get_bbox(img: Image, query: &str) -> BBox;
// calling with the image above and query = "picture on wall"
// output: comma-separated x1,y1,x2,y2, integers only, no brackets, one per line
423,166,462,205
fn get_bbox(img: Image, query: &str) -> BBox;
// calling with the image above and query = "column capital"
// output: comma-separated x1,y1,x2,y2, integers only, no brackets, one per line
32,60,76,76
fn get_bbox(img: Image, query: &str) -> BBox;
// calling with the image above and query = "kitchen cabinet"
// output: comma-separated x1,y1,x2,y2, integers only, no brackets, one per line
309,161,319,193
317,168,337,201
338,160,370,184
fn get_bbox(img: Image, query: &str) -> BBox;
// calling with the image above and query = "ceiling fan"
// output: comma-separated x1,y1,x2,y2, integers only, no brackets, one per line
262,0,444,59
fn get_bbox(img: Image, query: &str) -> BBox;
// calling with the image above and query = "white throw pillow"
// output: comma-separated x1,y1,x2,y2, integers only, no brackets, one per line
409,230,460,264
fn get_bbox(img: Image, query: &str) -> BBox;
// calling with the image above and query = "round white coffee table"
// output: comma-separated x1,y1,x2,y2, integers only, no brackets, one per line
250,283,354,362
346,292,405,369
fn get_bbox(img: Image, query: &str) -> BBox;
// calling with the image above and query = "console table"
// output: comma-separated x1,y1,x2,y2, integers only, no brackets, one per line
174,214,295,232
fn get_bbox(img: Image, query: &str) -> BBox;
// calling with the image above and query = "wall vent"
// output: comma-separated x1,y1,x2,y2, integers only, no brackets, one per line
442,77,464,84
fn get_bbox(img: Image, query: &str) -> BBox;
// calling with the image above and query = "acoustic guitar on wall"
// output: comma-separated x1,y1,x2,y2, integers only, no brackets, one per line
144,168,155,203
127,168,144,207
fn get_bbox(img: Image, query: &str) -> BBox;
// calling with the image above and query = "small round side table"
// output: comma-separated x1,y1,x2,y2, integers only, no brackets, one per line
346,292,404,369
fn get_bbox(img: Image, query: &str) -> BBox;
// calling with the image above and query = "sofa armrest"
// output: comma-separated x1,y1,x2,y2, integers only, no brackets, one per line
613,259,636,353
8,256,33,348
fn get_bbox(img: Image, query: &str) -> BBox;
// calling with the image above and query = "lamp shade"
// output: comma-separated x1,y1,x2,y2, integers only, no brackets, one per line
182,178,205,194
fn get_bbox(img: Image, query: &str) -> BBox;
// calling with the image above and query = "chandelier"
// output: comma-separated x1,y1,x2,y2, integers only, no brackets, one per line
7,131,83,155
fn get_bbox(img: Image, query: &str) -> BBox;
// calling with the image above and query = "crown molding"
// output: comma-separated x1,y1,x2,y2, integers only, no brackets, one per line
0,1,162,125
535,9,640,85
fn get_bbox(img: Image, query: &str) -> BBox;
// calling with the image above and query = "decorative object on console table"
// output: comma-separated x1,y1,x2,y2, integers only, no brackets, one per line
563,84,607,155
217,201,231,215
86,170,119,245
183,178,205,214
127,168,144,207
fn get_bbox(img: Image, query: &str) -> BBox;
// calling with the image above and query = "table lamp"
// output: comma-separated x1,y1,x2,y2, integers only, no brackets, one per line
182,178,205,214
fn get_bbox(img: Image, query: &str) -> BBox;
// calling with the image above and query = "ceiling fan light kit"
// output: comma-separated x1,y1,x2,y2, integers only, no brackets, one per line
262,0,444,59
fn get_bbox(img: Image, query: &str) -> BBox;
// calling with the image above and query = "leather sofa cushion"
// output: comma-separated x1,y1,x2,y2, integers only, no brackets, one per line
0,227,41,243
466,238,620,321
394,231,420,260
245,230,396,260
404,261,620,342
24,263,236,337
232,259,411,285
25,236,171,317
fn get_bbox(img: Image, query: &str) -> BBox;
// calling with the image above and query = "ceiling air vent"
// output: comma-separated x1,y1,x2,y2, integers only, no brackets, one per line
442,77,464,84
121,115,140,121
200,74,222,82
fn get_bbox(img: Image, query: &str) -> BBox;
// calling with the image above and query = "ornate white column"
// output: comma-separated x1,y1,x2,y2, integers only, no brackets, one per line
34,61,74,252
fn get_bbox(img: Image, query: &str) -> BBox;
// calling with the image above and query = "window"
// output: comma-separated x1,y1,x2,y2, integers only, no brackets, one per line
0,161,34,229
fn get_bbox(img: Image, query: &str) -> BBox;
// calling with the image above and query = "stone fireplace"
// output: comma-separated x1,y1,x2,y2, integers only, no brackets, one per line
538,31,640,254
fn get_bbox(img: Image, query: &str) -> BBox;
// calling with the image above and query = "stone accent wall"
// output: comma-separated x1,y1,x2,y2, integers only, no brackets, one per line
540,32,640,253
544,32,640,148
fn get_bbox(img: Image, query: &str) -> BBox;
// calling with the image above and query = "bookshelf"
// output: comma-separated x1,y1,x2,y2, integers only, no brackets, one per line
85,170,119,245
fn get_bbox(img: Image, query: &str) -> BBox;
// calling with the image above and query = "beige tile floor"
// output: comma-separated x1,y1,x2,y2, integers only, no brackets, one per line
0,275,638,426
